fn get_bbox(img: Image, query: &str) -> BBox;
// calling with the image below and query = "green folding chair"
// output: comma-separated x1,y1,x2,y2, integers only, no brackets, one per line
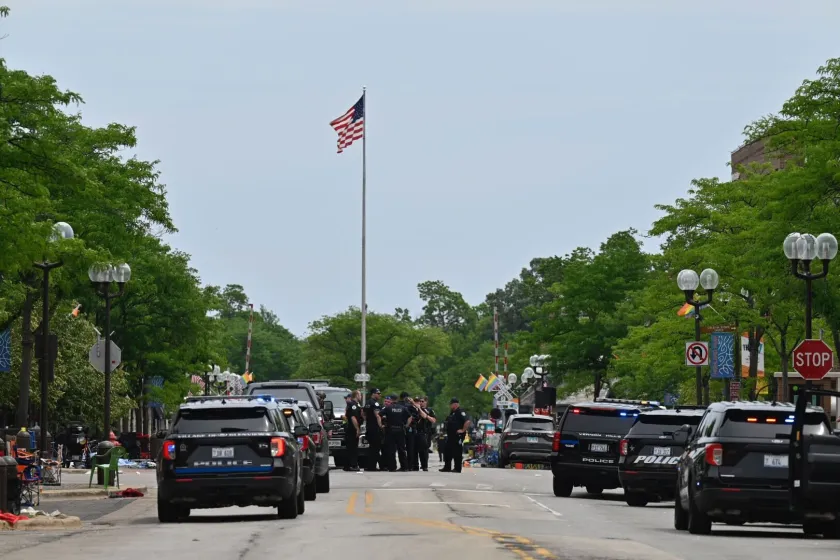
88,446,126,490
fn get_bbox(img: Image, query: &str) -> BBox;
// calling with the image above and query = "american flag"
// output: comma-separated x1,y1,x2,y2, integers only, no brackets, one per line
329,94,365,153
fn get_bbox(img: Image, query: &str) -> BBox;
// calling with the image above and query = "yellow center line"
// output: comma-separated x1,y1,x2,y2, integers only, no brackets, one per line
344,493,557,560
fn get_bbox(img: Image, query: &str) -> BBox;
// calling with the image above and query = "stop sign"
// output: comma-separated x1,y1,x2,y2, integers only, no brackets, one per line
792,339,835,380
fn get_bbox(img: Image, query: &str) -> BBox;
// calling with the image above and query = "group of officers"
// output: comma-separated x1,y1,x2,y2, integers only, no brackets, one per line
341,389,471,473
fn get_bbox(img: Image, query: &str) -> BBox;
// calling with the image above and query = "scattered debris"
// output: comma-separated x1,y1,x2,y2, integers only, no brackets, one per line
110,487,144,498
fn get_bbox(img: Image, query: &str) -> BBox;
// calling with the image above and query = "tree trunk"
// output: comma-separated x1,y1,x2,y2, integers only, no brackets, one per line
780,333,789,402
593,371,602,400
748,327,763,400
832,328,840,370
15,292,36,428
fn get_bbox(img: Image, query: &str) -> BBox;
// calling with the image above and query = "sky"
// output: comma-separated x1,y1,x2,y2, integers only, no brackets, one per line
2,0,839,336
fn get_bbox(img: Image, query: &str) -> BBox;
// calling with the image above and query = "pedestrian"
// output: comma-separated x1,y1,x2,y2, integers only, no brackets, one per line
401,392,419,470
413,396,436,471
440,397,471,473
381,394,410,472
344,390,362,472
363,388,384,472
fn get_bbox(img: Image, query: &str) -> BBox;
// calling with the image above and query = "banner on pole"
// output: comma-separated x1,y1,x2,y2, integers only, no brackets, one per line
740,332,765,378
710,332,735,379
0,327,10,372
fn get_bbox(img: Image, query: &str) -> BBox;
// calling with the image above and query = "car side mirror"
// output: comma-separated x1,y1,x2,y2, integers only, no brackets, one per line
155,430,168,439
293,425,309,437
308,423,321,434
322,401,334,417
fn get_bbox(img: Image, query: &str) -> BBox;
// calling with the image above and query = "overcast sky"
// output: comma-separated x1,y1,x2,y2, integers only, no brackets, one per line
3,1,839,335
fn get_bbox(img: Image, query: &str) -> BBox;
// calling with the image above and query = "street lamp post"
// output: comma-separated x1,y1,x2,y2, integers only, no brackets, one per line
30,222,74,453
89,263,131,438
677,268,719,406
783,232,839,393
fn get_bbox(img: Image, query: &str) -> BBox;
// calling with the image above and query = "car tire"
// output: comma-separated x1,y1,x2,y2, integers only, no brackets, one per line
674,494,688,531
687,485,712,535
296,486,305,515
157,500,186,523
304,477,317,501
278,495,299,519
808,518,840,539
316,470,330,493
625,492,648,507
553,476,573,498
586,485,603,495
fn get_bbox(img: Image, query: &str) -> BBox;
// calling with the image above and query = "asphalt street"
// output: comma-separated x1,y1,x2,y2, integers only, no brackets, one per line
8,458,840,560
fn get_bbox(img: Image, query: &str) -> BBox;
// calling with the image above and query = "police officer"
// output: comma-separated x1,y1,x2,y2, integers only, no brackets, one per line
363,388,384,472
381,394,410,472
413,396,436,471
401,392,419,470
440,397,471,473
344,390,362,472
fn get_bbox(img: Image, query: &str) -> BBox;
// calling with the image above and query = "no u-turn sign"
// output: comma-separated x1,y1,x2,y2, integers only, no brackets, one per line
686,341,709,366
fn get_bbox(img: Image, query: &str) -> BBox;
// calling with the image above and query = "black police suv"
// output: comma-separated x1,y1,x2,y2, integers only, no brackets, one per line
296,400,331,494
618,407,705,506
156,395,308,522
674,401,840,536
551,399,658,497
280,400,322,501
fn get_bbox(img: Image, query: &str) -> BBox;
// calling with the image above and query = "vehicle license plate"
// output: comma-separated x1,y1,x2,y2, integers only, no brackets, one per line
590,443,609,453
211,447,234,459
764,454,788,468
653,447,671,456
329,439,341,447
527,437,539,443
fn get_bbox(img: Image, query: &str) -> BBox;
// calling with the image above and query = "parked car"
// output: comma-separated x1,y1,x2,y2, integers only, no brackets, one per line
498,414,554,468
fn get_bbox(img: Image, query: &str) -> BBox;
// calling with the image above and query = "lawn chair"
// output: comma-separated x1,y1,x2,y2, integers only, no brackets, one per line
88,446,126,490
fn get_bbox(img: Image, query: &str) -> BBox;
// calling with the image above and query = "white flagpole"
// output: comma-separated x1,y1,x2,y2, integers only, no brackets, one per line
360,86,367,382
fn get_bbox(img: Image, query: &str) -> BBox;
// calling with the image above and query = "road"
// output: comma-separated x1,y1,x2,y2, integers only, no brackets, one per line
8,458,840,559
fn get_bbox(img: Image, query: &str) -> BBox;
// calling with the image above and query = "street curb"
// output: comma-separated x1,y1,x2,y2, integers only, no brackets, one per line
0,516,83,531
41,485,148,498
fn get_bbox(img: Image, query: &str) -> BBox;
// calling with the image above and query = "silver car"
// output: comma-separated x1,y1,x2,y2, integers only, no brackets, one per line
498,414,555,468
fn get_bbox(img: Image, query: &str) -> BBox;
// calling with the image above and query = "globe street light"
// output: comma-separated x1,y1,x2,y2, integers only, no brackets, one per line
28,222,74,453
677,267,719,406
89,262,131,438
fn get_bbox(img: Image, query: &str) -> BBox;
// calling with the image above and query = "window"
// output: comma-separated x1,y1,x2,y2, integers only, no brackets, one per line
253,387,312,403
322,390,350,412
510,417,554,432
630,414,702,436
173,407,273,434
561,408,639,434
720,410,829,438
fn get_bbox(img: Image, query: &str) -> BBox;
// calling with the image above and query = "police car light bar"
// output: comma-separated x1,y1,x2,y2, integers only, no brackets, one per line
594,398,662,407
184,395,276,403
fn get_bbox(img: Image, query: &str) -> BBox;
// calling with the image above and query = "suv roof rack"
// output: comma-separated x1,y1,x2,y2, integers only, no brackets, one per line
291,379,332,386
183,394,278,404
668,405,708,410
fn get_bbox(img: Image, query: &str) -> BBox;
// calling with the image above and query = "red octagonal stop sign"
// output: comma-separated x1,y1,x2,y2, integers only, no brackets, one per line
792,339,835,380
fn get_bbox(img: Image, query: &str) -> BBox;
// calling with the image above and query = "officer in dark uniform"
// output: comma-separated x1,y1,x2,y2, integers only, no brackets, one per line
363,388,383,471
413,396,436,471
401,392,419,470
440,397,470,473
344,390,362,471
381,394,410,471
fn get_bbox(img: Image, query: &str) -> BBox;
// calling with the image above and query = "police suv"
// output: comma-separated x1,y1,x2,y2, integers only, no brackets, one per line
618,406,705,506
156,395,309,522
674,401,840,536
551,399,659,497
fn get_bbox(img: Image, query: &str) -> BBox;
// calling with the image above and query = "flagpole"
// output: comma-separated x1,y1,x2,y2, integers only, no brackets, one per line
360,86,367,383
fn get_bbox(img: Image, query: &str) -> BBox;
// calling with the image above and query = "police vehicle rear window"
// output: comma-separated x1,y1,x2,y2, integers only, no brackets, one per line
629,414,701,435
719,410,829,438
174,407,273,434
561,407,639,434
511,418,554,431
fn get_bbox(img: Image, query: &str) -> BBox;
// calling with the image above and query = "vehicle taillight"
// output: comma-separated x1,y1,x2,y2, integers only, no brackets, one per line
311,431,322,445
163,440,176,461
297,436,310,451
552,432,561,452
271,437,286,457
620,439,629,456
705,443,723,466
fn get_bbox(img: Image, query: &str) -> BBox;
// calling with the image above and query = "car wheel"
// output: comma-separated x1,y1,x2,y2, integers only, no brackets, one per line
157,500,185,523
316,470,330,493
674,492,688,531
687,485,712,535
625,492,648,507
553,476,573,498
304,477,317,501
296,486,305,515
810,518,840,539
278,495,298,519
586,485,603,495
